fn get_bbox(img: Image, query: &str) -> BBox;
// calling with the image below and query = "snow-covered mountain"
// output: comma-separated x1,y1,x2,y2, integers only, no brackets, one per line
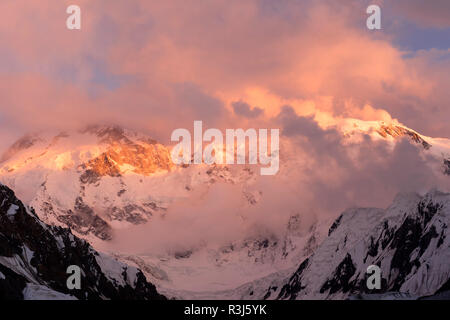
0,126,175,240
0,183,165,300
0,121,448,300
0,122,448,242
263,190,450,300
0,125,257,241
112,214,327,299
338,119,450,171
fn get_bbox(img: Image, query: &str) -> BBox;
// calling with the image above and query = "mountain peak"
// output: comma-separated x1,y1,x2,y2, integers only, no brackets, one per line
376,124,432,149
0,125,172,176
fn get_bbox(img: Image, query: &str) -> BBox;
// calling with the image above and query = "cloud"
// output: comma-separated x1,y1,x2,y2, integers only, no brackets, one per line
232,101,264,118
390,0,450,29
0,0,449,142
98,108,448,256
275,106,448,213
0,2,449,255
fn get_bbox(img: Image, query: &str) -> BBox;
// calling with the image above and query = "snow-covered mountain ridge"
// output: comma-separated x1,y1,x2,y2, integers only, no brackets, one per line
263,190,450,300
0,121,448,300
0,125,258,241
0,183,165,300
0,121,448,242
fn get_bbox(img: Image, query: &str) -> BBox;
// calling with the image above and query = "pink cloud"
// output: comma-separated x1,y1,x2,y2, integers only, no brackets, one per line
0,0,448,143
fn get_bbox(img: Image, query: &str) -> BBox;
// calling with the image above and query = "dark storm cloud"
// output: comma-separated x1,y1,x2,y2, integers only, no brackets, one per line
232,101,264,118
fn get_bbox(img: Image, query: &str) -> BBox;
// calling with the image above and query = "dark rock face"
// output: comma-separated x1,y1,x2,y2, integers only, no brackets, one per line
106,204,152,224
39,187,112,241
328,214,343,236
0,184,166,300
277,258,310,300
444,159,450,175
0,134,40,164
0,264,27,300
389,200,442,290
320,254,357,295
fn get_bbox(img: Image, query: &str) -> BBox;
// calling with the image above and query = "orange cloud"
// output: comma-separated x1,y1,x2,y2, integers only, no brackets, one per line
0,0,448,144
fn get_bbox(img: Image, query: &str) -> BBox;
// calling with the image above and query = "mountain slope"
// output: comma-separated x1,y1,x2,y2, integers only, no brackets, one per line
1,122,449,242
265,190,450,300
0,183,166,300
0,126,256,241
0,122,449,299
340,120,450,175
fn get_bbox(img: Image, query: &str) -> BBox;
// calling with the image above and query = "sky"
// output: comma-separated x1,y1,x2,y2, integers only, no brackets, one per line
0,0,449,153
0,0,449,255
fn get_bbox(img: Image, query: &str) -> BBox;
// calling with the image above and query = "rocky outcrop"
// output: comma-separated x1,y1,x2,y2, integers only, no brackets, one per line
377,125,432,150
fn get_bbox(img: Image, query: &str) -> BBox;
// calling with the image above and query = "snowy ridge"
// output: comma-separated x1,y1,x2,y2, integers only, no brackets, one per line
0,126,258,241
339,120,450,174
0,183,165,300
0,122,448,242
0,122,449,300
266,190,450,300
